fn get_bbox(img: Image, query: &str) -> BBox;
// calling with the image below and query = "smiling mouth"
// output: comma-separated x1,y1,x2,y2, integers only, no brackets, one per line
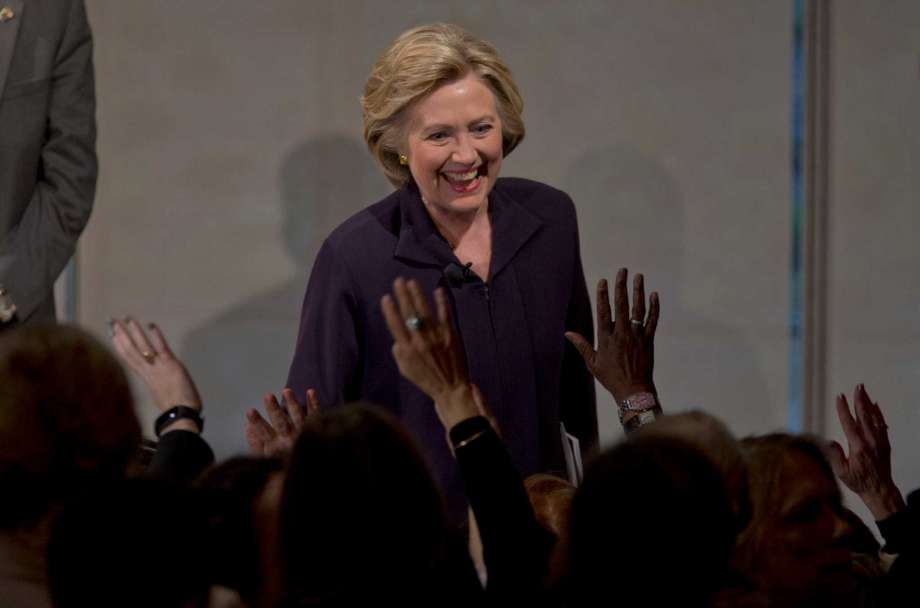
441,166,485,193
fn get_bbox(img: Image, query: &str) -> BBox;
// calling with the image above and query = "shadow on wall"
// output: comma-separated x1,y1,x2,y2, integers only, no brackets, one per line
180,135,390,459
562,146,773,435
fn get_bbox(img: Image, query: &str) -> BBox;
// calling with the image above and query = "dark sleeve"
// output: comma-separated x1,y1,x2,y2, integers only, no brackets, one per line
450,416,552,598
285,240,361,406
878,490,920,604
0,0,97,321
877,488,920,555
147,430,215,483
559,215,599,457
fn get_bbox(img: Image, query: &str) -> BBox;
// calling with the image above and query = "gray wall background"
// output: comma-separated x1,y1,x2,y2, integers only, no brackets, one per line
75,1,918,519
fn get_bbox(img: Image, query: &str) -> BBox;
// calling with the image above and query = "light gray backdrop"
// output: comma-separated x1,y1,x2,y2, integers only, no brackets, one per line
76,1,918,524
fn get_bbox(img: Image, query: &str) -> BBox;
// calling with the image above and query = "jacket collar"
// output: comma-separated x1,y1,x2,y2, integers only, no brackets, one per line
393,180,543,280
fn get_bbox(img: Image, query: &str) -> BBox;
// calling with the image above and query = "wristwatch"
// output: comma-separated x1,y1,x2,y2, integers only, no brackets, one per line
154,405,204,437
618,392,662,432
0,287,17,324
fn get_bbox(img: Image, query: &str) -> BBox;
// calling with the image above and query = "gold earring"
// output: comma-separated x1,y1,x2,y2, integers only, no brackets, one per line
399,154,408,166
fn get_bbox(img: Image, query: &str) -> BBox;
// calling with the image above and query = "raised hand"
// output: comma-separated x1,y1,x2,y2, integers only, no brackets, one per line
381,278,483,431
110,318,202,413
245,388,319,457
565,268,659,402
827,384,905,521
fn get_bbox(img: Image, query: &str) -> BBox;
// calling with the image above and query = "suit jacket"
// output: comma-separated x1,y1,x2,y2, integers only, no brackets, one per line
0,0,96,323
287,177,598,518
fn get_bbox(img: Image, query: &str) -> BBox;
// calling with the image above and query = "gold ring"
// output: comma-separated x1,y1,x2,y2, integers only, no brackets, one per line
142,351,157,363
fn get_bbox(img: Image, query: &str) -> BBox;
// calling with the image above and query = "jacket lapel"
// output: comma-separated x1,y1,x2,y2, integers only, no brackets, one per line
488,183,543,280
0,0,24,98
393,185,455,268
392,181,544,279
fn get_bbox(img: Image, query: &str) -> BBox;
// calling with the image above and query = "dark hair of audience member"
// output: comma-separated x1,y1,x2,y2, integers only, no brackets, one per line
47,478,209,608
196,455,285,607
0,324,140,529
636,411,752,532
565,435,736,607
278,403,460,605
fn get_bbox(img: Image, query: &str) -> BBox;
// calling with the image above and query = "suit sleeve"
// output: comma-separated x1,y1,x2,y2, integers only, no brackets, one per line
286,239,362,407
0,0,97,321
559,207,599,457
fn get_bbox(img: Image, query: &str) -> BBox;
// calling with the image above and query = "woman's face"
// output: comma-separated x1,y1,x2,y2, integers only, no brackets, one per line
755,452,852,599
404,72,503,217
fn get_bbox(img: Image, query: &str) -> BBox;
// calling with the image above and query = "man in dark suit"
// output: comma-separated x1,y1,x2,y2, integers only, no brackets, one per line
0,0,96,328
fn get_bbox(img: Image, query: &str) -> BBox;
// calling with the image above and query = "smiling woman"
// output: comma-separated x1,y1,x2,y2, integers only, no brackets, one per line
285,23,597,519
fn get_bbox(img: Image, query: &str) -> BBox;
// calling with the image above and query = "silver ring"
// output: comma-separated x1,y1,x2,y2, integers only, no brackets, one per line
405,316,423,331
630,319,644,327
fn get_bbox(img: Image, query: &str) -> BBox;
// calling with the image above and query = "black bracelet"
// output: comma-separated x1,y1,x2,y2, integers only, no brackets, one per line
154,405,204,438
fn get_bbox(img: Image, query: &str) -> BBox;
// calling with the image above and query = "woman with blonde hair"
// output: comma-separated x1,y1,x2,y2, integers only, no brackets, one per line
284,23,597,517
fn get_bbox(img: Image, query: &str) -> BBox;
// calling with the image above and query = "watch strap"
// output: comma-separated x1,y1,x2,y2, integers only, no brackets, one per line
154,405,204,437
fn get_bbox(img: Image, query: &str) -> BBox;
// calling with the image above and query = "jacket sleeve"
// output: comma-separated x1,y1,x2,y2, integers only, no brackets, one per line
285,239,361,406
450,416,552,598
0,0,97,321
559,216,599,457
147,430,215,483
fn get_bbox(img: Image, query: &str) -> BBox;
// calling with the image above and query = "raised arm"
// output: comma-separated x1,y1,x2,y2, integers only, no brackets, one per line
565,268,662,432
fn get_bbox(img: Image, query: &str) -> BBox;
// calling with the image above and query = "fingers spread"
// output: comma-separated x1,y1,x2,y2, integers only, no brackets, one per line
853,384,874,436
306,388,320,414
264,393,292,436
282,388,305,430
381,294,410,344
645,292,660,338
126,317,157,358
835,394,862,446
596,279,612,336
406,279,433,326
110,319,144,367
434,287,451,327
147,323,175,358
392,277,417,322
565,331,596,368
631,273,646,322
826,440,849,478
245,408,276,451
613,268,629,329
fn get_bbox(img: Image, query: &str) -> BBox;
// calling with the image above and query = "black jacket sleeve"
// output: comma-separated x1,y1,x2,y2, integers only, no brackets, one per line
147,430,214,483
450,416,553,598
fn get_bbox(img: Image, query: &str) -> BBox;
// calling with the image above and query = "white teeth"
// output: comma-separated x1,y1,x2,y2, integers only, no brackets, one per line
443,169,479,182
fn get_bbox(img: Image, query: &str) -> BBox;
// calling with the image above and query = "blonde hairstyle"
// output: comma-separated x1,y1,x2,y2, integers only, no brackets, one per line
362,22,525,188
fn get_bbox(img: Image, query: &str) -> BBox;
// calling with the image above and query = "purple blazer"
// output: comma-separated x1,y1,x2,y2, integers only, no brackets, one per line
287,177,597,516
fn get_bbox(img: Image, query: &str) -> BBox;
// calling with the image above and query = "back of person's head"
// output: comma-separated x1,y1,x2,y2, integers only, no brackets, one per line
524,473,575,540
0,324,140,528
279,403,450,605
47,478,209,608
566,434,735,607
197,455,285,607
637,410,751,530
